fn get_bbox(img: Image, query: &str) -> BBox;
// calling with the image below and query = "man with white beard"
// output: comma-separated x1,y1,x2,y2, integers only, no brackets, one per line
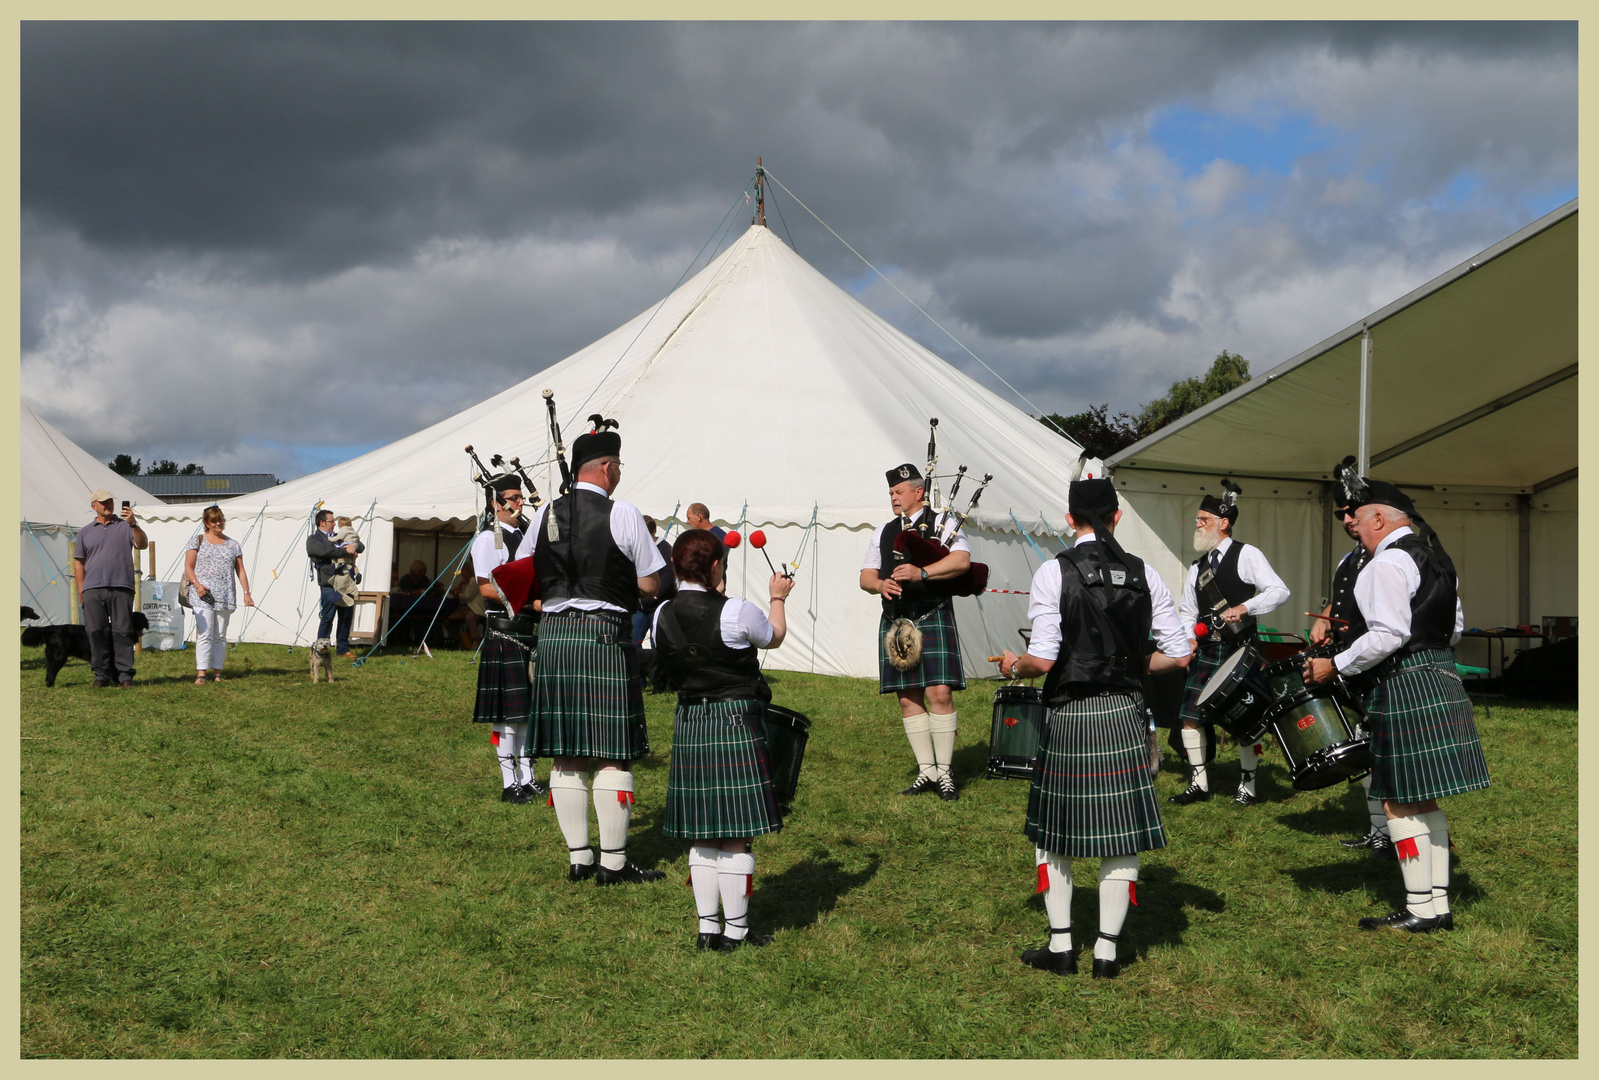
1171,482,1289,806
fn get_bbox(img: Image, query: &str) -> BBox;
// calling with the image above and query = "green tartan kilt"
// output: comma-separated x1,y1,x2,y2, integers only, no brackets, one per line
1363,648,1490,803
1026,691,1168,858
878,599,966,693
663,699,783,840
1170,643,1224,761
528,610,648,761
472,632,531,725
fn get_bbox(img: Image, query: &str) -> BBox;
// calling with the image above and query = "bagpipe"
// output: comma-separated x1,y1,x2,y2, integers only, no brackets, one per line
890,418,991,599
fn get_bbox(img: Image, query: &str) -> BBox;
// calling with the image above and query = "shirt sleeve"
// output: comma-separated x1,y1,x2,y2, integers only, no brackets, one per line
727,597,776,649
1024,560,1063,661
1238,545,1290,616
860,524,886,572
1148,568,1191,658
613,504,666,576
941,523,971,554
513,507,549,562
1335,550,1420,674
471,530,506,577
1177,562,1198,629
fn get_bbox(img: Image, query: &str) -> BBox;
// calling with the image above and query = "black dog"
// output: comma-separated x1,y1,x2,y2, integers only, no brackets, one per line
22,613,151,687
21,605,41,622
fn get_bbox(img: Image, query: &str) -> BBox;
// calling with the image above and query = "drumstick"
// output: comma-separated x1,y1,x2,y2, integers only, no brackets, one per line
987,655,1006,663
1305,612,1350,626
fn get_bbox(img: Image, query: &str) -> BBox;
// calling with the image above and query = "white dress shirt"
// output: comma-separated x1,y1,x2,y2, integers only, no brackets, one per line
470,519,524,579
860,513,970,572
649,582,776,650
1026,534,1191,662
514,481,666,614
1178,536,1291,628
1334,526,1466,675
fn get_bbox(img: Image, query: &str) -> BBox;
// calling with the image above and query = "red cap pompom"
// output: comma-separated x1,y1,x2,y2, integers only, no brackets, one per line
1194,622,1209,638
749,529,767,548
724,531,742,548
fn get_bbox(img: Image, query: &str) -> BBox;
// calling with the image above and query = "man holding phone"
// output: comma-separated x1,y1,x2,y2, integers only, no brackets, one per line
74,489,149,688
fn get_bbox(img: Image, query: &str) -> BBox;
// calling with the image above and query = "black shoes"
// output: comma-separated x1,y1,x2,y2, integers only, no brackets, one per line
713,932,773,952
567,861,598,883
1368,835,1397,860
900,774,937,796
937,775,960,802
521,780,546,801
1341,829,1383,849
1357,908,1442,933
1091,958,1122,979
1233,787,1258,807
1436,912,1455,931
1169,783,1211,805
595,861,666,886
501,785,530,804
696,932,724,951
1020,946,1078,976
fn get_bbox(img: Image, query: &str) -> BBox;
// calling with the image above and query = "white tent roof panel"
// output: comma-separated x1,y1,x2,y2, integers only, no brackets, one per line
20,403,166,527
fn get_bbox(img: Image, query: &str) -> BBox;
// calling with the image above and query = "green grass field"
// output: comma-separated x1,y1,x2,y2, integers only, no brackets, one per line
19,641,1577,1058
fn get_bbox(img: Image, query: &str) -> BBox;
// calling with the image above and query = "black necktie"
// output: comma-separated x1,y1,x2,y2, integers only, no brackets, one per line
1209,550,1220,574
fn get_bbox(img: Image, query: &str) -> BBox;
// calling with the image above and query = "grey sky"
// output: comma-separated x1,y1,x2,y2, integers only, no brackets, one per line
21,21,1577,478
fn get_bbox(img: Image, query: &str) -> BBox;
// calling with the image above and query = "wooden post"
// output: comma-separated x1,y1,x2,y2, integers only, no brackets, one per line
68,538,81,624
149,541,156,581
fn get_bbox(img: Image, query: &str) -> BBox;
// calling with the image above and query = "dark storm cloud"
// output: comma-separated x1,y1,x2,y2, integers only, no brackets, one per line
21,21,1577,475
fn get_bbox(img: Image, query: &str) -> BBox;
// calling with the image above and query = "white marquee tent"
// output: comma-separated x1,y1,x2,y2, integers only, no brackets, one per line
1106,199,1578,671
20,403,168,624
140,225,1170,677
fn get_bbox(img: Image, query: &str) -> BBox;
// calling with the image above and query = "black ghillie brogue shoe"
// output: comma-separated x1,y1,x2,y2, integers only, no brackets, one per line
595,861,667,886
713,932,773,952
1169,782,1211,806
1091,958,1122,979
567,862,598,884
900,774,937,796
937,775,960,802
1357,908,1441,933
1020,946,1078,976
696,932,725,951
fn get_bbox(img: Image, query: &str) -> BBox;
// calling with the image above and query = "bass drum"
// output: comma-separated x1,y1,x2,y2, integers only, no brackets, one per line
1266,688,1371,790
762,705,812,812
1196,644,1272,742
988,685,1048,780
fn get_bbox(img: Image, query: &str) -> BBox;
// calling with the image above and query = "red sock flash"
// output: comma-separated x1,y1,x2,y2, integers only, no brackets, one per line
1395,836,1421,860
1036,864,1049,894
617,790,635,806
745,874,754,898
489,730,500,746
1129,882,1138,906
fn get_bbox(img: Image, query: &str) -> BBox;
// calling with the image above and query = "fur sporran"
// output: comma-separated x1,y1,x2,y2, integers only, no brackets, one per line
884,617,923,672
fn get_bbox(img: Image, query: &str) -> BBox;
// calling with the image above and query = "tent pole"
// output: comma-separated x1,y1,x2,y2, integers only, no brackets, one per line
1321,484,1336,611
1517,494,1531,626
1357,328,1372,474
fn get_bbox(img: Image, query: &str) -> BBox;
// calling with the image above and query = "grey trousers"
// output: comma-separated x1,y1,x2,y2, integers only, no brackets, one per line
81,587,137,683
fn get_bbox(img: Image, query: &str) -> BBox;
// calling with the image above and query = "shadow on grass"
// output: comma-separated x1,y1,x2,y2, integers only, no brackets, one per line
1285,854,1485,909
750,852,883,933
953,740,990,784
1021,859,1224,963
1276,783,1368,837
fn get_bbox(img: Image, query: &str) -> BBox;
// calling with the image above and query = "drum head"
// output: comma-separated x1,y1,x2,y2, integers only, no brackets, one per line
1197,647,1250,706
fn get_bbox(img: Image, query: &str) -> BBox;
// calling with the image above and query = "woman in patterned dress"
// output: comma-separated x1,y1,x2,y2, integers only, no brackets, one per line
182,505,253,684
652,528,795,952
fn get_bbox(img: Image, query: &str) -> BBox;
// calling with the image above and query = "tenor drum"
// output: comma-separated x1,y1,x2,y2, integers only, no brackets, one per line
988,685,1048,780
1196,644,1272,742
761,704,811,811
1265,689,1371,790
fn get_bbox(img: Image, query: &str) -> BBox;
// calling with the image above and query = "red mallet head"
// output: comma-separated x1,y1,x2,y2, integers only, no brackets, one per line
749,529,767,548
1193,622,1209,638
724,531,742,549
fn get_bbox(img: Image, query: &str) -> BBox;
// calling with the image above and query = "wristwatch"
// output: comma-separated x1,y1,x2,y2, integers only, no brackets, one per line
920,568,929,582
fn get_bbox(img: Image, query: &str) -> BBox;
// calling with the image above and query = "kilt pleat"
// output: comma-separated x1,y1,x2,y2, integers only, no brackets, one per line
1026,691,1167,858
663,699,783,839
878,600,966,693
472,633,531,725
1171,644,1223,759
1364,648,1490,803
528,611,648,761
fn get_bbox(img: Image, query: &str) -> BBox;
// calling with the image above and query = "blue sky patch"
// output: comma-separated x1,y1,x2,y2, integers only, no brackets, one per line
1151,105,1342,178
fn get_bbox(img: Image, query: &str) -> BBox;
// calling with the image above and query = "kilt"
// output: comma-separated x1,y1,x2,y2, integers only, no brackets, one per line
1363,648,1491,803
663,699,783,840
1169,642,1223,761
528,610,648,761
878,599,966,693
1026,690,1167,858
472,632,531,725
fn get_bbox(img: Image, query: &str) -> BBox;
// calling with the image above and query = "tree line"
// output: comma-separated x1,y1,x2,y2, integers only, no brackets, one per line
107,454,205,477
1041,350,1250,460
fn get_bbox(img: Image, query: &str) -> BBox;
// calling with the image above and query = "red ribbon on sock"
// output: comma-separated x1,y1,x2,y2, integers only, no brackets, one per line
684,875,692,889
489,730,500,746
1036,864,1049,894
617,790,635,806
745,874,753,898
1129,882,1138,906
1253,744,1263,755
546,791,554,807
1396,836,1420,860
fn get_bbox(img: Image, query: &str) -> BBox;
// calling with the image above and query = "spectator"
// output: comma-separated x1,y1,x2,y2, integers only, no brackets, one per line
182,505,253,685
307,509,364,658
686,502,729,594
73,488,149,688
397,559,432,594
330,517,363,606
445,562,485,646
634,515,679,644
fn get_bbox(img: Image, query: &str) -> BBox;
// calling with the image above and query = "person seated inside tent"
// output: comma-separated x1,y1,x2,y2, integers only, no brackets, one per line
397,560,433,595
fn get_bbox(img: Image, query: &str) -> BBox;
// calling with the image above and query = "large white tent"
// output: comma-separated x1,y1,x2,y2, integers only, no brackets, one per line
1105,199,1578,670
20,403,168,624
140,225,1166,677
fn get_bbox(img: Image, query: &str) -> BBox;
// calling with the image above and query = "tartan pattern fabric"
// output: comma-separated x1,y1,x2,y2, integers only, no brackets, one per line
528,611,648,761
472,633,531,725
1026,691,1168,858
1363,647,1491,803
877,599,966,693
663,699,783,840
1169,643,1223,760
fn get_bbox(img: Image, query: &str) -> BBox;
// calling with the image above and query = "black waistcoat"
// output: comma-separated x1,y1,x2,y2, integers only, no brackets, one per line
1328,544,1369,644
1388,534,1458,653
654,590,770,704
480,522,524,615
533,489,638,613
877,507,944,613
1192,540,1258,646
1042,543,1152,705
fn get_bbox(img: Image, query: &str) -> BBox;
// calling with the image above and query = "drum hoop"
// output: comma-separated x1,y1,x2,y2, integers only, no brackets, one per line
764,704,811,732
1198,645,1256,706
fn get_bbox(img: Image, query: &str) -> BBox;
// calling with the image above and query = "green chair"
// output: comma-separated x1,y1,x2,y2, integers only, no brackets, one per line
1456,663,1491,717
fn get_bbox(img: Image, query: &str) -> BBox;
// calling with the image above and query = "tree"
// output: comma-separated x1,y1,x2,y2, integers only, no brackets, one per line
1135,350,1251,434
107,454,142,476
179,463,206,475
145,459,180,475
1039,405,1143,460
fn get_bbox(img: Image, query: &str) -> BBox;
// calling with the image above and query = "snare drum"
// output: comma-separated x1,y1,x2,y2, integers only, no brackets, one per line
1265,689,1371,790
1196,644,1272,742
762,705,811,811
988,685,1048,780
1262,645,1365,720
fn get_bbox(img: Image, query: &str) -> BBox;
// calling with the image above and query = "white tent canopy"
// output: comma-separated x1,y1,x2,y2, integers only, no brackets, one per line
21,403,168,624
1105,200,1578,663
140,226,1160,676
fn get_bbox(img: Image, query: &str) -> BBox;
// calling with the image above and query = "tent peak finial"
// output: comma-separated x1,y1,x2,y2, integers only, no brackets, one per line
755,157,766,228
